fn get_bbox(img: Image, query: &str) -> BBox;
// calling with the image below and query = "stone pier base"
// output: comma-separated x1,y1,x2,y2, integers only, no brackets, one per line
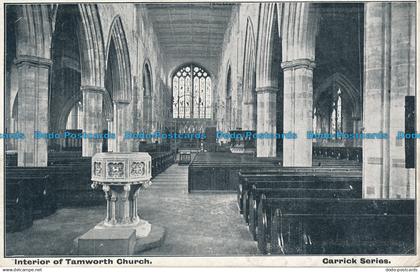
73,222,165,255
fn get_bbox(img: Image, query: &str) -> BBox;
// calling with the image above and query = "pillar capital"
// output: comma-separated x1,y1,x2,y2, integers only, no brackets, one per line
81,86,106,94
14,55,52,68
255,86,278,94
281,58,316,71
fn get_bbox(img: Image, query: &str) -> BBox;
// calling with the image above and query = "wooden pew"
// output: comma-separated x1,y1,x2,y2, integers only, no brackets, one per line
150,151,175,176
6,177,33,232
257,196,414,255
313,146,363,162
5,151,17,166
247,185,359,240
48,158,105,207
48,151,87,166
188,152,281,192
238,169,362,215
6,167,56,232
178,151,192,165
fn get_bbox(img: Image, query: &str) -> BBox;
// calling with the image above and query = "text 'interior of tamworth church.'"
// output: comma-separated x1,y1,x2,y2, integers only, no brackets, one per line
3,2,416,257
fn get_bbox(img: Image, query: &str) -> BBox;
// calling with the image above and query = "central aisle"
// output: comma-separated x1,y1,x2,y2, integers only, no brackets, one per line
138,164,258,256
5,163,257,256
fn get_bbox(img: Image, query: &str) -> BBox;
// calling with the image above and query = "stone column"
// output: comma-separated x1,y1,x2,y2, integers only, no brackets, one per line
143,95,152,131
107,119,115,152
281,59,315,167
363,3,415,199
242,99,257,131
82,86,104,157
256,86,277,157
15,56,52,167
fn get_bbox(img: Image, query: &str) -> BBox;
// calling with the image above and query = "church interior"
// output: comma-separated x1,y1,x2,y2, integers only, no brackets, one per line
4,3,416,256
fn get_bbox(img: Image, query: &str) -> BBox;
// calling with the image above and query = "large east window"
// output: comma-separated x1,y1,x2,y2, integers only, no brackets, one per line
330,88,342,134
172,64,212,119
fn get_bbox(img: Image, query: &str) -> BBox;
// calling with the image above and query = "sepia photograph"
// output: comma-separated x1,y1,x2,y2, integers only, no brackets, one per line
1,0,418,269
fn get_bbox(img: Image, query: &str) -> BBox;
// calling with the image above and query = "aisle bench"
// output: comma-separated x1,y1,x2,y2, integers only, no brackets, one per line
189,152,281,192
48,158,105,207
246,185,359,240
238,168,362,215
151,151,175,176
313,146,362,162
257,197,414,255
5,167,55,232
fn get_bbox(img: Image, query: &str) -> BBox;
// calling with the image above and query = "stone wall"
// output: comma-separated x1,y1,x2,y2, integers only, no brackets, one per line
215,4,260,135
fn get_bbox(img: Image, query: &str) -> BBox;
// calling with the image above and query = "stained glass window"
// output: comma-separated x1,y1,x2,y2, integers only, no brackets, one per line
172,64,212,119
330,88,343,134
336,89,342,132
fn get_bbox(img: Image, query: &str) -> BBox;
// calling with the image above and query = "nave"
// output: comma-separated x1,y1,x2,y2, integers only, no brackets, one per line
6,165,257,256
4,2,416,258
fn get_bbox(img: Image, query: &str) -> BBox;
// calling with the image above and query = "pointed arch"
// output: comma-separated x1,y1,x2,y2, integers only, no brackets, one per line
143,59,153,96
143,59,153,130
105,15,132,102
77,4,106,88
314,72,361,119
242,17,257,130
51,4,106,88
281,3,318,62
256,3,280,89
57,92,83,131
14,5,52,60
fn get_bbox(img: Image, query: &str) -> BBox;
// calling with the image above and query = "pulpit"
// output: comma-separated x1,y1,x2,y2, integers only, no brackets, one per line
74,152,165,255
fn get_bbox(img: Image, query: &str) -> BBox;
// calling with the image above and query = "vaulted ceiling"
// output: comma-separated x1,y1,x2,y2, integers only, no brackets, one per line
146,3,234,75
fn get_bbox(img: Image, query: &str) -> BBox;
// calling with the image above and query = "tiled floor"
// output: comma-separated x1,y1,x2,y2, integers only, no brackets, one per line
6,164,257,257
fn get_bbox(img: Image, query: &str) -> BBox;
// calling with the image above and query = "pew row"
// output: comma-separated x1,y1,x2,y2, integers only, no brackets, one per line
247,185,360,240
188,152,281,192
237,168,362,216
151,151,176,177
257,196,414,255
313,146,362,162
5,167,55,232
